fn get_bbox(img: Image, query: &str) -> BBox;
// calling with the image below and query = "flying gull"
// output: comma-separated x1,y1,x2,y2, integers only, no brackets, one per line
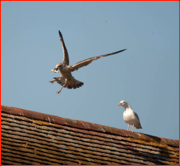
50,30,126,94
118,100,142,132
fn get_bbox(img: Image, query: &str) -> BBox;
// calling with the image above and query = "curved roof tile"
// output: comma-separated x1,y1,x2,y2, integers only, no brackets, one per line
1,105,179,165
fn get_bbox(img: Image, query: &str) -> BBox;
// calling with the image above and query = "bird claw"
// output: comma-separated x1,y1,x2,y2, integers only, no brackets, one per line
57,90,62,94
57,88,63,94
49,80,56,84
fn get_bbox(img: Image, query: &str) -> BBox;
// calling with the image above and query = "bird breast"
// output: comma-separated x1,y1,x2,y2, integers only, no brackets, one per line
123,109,137,125
59,67,73,80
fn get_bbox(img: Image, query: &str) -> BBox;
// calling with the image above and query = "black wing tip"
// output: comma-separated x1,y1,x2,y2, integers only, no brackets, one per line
58,30,62,37
116,48,126,54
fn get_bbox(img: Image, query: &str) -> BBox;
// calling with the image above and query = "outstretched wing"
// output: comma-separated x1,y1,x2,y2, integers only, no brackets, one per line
69,49,126,72
59,31,69,65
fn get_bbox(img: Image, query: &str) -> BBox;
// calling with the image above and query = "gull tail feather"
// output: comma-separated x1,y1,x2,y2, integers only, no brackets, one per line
135,122,142,129
53,77,84,89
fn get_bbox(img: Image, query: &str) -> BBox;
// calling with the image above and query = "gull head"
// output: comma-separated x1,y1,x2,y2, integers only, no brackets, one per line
55,63,64,70
52,63,63,73
118,100,129,109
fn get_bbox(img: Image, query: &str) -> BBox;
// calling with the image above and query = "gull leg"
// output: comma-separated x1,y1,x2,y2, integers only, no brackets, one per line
127,124,129,130
57,87,63,94
57,79,67,94
49,80,56,84
131,124,134,133
63,78,68,87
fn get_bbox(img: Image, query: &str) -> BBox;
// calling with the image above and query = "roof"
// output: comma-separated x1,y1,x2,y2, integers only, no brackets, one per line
1,105,179,165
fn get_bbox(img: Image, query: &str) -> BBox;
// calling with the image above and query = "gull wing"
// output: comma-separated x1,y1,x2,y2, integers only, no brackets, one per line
134,111,142,128
59,31,69,65
134,112,140,123
69,49,126,72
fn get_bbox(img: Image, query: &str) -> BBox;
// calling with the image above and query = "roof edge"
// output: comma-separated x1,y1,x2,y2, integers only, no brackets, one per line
1,105,179,147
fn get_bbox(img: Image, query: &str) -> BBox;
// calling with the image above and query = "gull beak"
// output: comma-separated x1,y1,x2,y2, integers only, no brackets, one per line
118,103,121,106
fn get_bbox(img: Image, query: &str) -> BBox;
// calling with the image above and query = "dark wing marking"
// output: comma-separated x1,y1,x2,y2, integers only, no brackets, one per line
59,31,69,65
69,49,126,72
134,112,140,122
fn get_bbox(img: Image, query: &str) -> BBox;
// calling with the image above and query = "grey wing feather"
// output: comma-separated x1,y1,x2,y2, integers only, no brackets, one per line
59,31,69,65
134,112,140,122
69,49,126,72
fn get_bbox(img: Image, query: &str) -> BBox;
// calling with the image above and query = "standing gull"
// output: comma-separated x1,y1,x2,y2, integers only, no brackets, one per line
118,100,142,132
50,30,126,94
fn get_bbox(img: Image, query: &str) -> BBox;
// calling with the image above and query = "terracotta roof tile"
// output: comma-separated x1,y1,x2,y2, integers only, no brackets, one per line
1,105,179,165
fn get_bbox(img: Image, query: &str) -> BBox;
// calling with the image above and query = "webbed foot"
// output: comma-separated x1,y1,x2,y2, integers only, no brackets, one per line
49,80,56,84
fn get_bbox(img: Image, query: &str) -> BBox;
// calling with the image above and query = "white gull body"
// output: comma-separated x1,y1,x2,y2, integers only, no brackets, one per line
118,100,142,132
